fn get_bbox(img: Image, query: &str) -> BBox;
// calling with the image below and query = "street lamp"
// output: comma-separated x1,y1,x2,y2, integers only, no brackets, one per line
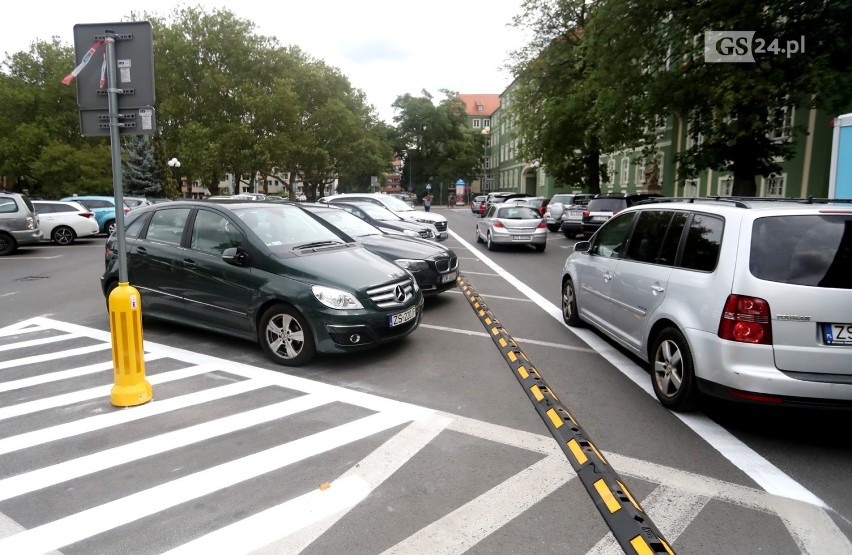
481,127,491,195
167,157,181,197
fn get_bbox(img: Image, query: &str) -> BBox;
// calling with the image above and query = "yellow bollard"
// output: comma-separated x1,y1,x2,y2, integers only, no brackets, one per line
108,282,152,407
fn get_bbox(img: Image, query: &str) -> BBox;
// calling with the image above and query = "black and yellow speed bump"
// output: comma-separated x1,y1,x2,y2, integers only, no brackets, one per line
458,275,675,555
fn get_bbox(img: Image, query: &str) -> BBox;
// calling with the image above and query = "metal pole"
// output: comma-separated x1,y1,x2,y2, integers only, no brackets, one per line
105,32,128,283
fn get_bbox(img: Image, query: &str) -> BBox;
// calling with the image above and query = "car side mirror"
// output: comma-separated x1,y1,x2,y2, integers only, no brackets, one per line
573,241,591,253
222,247,250,267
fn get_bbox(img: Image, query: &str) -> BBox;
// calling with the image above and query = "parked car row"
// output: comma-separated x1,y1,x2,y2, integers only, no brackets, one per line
560,196,852,411
101,200,461,366
320,193,449,240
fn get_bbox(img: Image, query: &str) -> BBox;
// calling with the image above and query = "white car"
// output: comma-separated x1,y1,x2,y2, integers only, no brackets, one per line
561,197,852,411
321,193,449,240
32,200,99,245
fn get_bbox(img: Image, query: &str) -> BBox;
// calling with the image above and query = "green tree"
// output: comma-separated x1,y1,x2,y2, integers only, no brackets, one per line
122,136,162,196
588,0,852,195
0,38,112,196
393,90,481,199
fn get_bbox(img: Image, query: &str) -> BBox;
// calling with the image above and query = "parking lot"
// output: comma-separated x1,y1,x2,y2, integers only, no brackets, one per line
1,207,851,554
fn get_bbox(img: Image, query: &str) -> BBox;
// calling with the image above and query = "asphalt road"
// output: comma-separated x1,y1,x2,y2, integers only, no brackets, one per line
1,208,851,554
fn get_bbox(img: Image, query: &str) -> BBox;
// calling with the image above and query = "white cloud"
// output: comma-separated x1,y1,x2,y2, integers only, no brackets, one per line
1,0,530,123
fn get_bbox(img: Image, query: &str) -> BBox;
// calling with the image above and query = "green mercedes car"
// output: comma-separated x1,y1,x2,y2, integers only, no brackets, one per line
101,201,423,366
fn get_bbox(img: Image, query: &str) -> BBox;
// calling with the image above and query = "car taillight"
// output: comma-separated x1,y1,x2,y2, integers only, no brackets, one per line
537,220,547,228
612,210,620,215
493,221,505,228
718,295,772,345
123,208,130,213
582,210,590,218
79,212,95,218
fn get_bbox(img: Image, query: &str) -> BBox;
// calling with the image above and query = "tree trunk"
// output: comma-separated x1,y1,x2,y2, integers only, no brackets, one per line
585,144,601,195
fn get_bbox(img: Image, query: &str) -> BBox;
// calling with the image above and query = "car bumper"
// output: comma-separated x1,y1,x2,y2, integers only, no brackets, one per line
489,229,548,245
316,297,424,352
685,328,852,406
560,220,582,233
13,229,43,245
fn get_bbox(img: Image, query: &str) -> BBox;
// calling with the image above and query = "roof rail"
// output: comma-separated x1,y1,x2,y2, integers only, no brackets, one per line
634,196,753,208
635,196,852,208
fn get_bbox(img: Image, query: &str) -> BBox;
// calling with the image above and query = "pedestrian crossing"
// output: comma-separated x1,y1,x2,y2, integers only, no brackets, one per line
0,317,848,554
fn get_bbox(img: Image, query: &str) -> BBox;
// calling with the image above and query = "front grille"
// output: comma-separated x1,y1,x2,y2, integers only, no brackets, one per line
434,256,459,273
434,221,448,232
367,278,415,308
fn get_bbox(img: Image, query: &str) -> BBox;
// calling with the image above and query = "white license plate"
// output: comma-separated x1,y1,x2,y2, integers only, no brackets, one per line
388,306,417,327
591,216,609,222
512,235,532,240
823,323,852,345
568,210,582,217
441,270,458,284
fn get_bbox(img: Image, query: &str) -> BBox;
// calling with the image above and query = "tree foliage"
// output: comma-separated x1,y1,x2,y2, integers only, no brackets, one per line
392,90,481,198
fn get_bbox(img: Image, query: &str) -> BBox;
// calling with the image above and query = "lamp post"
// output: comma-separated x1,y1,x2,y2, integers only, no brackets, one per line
167,157,182,197
481,126,491,196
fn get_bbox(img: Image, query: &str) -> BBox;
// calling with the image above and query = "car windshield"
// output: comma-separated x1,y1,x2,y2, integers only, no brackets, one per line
588,198,626,211
311,209,381,238
233,206,344,250
378,196,415,212
355,203,403,221
551,195,575,204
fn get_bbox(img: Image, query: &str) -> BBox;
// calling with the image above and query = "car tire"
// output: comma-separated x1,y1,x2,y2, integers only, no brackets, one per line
259,303,316,366
486,232,496,251
0,232,16,256
547,224,559,232
105,220,117,236
534,243,546,252
561,277,582,327
651,328,699,411
475,226,483,243
52,225,76,245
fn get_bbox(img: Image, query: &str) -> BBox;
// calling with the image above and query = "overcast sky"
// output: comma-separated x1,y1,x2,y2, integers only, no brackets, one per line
1,0,531,123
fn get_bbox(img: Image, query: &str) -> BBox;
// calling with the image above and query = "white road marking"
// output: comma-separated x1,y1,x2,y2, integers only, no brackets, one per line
0,343,112,370
420,323,596,353
0,332,83,352
449,228,828,509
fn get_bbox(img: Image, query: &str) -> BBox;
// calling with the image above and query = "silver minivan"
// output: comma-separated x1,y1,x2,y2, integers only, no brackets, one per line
561,198,852,411
0,192,42,255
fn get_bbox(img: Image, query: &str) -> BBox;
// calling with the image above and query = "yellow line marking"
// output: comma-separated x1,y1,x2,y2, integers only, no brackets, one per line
500,338,509,349
629,535,654,555
530,385,545,401
588,442,608,465
517,365,529,379
567,439,588,465
484,317,492,325
661,539,675,554
594,479,621,513
617,480,642,512
546,408,563,428
491,327,500,336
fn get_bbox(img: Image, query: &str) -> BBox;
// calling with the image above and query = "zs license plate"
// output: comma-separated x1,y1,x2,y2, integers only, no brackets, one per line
823,323,852,345
441,270,458,284
512,235,532,240
388,306,416,327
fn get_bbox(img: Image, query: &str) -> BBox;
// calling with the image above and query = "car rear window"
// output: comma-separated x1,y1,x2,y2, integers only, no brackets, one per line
587,198,627,212
750,214,852,289
680,213,723,272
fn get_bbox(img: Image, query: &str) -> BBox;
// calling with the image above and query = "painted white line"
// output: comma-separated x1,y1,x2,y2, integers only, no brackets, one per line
164,475,371,555
0,394,331,502
0,324,49,337
0,411,415,555
0,355,162,393
381,455,576,554
0,343,112,370
0,363,222,420
449,228,828,509
420,323,596,353
446,289,533,302
586,485,711,554
456,270,499,276
0,377,273,456
264,412,455,554
0,333,84,352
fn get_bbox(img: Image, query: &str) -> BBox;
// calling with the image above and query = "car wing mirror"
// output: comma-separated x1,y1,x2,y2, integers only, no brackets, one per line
222,247,250,267
574,240,591,253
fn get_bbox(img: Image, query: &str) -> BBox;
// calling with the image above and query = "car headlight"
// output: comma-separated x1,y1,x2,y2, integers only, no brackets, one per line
395,258,429,271
312,285,364,309
405,271,420,292
402,229,420,237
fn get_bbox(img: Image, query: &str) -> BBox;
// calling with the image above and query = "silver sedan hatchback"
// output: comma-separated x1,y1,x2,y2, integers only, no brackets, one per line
475,203,547,252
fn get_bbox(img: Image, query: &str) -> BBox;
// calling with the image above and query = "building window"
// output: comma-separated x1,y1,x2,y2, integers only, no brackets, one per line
769,106,794,141
683,179,699,198
607,159,616,184
718,176,734,196
635,160,645,187
765,173,786,197
483,119,490,128
621,158,630,186
472,119,481,129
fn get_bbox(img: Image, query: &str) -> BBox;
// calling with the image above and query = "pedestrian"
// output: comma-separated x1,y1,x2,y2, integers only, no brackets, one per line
423,194,432,212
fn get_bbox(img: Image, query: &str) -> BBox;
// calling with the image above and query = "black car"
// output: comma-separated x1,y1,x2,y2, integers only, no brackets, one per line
101,201,423,366
576,193,663,237
330,201,439,241
302,204,460,296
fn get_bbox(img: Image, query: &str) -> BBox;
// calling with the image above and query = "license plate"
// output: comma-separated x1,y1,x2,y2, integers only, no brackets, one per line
441,270,458,284
823,323,852,345
568,210,582,217
512,235,532,240
591,216,609,222
388,306,416,327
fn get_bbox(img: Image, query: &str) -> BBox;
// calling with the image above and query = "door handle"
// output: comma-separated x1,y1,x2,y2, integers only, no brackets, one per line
136,247,148,256
651,285,665,294
183,259,197,269
603,272,613,282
